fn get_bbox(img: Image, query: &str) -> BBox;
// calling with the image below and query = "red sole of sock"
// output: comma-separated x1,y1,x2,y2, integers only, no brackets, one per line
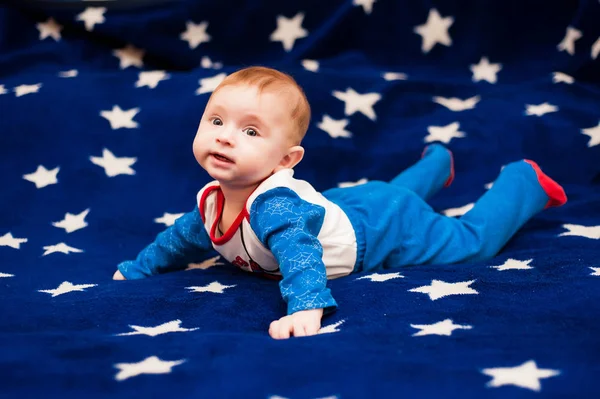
445,149,455,187
421,145,455,187
523,160,567,209
421,146,454,187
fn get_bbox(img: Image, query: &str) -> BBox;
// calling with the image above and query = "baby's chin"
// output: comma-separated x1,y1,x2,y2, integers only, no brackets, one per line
199,159,274,187
205,168,233,182
206,170,261,187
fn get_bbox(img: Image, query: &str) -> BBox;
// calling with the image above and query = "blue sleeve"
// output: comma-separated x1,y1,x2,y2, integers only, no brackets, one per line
249,187,338,316
117,205,212,279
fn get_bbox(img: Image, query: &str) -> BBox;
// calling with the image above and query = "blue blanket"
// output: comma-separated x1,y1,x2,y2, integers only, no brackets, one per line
1,0,599,397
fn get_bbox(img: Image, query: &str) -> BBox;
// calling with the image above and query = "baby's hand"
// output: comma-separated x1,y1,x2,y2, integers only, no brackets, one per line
113,270,126,280
269,308,324,339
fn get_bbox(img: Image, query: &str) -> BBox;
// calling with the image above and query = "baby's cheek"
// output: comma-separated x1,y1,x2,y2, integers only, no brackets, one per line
193,128,209,145
191,138,206,161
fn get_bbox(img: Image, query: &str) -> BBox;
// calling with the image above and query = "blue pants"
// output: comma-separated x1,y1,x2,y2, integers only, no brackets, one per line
323,144,566,272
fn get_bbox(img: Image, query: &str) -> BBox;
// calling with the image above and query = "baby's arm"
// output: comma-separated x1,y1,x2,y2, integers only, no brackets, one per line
250,188,337,338
115,205,212,280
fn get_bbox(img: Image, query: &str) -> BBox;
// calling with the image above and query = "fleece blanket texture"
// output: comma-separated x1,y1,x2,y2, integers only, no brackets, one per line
0,0,599,397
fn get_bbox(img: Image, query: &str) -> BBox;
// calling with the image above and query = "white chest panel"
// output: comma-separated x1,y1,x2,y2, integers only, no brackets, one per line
199,186,280,275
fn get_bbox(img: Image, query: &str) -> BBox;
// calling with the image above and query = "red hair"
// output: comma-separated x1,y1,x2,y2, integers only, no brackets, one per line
211,66,311,144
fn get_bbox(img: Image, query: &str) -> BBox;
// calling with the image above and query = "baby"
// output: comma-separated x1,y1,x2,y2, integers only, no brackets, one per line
113,66,567,339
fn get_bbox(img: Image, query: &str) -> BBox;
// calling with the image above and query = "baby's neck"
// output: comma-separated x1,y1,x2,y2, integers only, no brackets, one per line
219,182,260,212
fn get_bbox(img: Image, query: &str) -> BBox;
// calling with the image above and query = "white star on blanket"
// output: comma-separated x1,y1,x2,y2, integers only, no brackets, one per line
414,8,454,53
114,356,186,381
383,72,408,81
409,279,479,300
356,272,404,282
0,232,28,249
301,59,319,72
115,320,199,337
90,149,137,177
332,88,381,120
433,95,480,111
58,69,78,78
76,7,106,31
592,37,600,59
581,122,600,147
52,209,90,233
353,0,377,14
23,165,59,188
559,224,600,239
38,281,97,297
525,103,558,116
196,73,227,94
14,83,42,97
100,105,140,129
180,21,211,49
186,255,225,270
425,121,466,144
443,203,474,217
42,243,84,256
112,44,144,69
154,212,184,226
481,360,560,391
318,320,346,334
470,57,502,83
557,26,581,55
337,178,368,188
36,17,62,41
552,72,574,84
490,258,534,271
186,281,236,293
270,13,308,52
411,318,472,337
200,56,223,69
317,115,352,138
135,71,170,89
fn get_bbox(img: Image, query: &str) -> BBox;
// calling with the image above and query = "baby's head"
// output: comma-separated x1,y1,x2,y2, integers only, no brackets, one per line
193,66,311,189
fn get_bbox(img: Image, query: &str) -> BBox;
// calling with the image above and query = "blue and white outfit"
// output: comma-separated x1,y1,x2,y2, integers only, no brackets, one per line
117,144,566,316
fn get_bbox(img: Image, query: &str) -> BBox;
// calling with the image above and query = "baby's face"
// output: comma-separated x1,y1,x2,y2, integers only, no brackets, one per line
193,84,297,189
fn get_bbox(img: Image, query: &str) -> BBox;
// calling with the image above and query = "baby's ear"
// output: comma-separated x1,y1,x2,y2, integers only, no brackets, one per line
279,146,305,170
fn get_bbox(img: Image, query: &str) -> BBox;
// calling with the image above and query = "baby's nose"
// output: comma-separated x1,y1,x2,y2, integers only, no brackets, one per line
216,126,235,141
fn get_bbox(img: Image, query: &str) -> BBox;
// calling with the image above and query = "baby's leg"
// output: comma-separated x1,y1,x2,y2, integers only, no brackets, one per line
397,159,567,265
390,143,454,201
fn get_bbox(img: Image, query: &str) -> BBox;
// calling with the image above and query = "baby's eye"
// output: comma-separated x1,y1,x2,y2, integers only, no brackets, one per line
212,118,223,126
245,128,258,137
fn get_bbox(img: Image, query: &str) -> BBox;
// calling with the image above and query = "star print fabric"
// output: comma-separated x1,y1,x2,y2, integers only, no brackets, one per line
1,0,600,398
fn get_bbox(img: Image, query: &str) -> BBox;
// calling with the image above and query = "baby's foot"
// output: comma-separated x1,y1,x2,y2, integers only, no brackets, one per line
421,143,454,187
523,160,567,209
113,270,126,280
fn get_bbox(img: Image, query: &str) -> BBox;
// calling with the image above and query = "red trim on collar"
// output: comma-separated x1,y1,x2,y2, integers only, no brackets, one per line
198,178,270,244
198,185,220,223
210,189,250,245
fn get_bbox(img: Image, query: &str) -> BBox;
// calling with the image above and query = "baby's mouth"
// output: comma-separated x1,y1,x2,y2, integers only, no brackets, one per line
211,153,234,163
